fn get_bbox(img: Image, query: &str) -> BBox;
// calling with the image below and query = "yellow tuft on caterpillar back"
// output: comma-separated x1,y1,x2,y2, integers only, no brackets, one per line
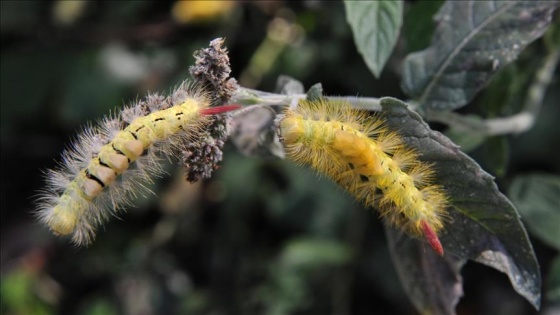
279,99,448,255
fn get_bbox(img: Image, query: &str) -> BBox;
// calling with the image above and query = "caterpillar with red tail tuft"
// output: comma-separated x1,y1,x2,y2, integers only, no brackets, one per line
35,82,239,246
279,99,448,255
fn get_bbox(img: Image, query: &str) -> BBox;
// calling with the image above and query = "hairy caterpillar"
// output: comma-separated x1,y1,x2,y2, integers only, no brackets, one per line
36,82,238,246
279,99,448,255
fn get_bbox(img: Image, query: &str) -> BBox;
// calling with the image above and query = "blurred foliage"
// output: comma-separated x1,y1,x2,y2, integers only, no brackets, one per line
547,256,560,305
1,1,558,315
1,267,51,315
510,174,560,251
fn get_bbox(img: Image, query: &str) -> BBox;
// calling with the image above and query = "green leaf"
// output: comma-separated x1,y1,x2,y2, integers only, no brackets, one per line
509,174,560,250
306,83,324,102
401,1,559,111
344,0,403,78
379,97,540,311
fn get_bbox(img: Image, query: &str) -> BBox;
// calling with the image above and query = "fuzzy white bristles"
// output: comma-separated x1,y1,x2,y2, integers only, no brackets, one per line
35,82,213,246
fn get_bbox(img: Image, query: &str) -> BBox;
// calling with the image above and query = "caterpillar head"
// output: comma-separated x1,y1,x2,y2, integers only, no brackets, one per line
279,117,304,144
48,203,79,236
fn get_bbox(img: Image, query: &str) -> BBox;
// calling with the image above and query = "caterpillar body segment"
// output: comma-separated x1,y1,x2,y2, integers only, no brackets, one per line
279,100,448,255
36,83,238,246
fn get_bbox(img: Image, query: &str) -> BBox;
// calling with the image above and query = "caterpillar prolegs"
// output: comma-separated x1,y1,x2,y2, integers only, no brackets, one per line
36,82,239,246
279,100,448,255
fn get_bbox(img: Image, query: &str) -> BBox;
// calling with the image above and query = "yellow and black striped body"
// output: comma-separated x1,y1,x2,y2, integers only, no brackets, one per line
47,98,209,237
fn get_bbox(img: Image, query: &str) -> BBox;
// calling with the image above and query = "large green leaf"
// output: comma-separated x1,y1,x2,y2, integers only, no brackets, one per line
344,0,403,78
509,174,560,250
401,1,558,111
379,97,540,311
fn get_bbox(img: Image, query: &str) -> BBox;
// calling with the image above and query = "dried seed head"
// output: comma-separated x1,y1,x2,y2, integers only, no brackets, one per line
189,37,239,104
182,115,228,182
182,38,239,182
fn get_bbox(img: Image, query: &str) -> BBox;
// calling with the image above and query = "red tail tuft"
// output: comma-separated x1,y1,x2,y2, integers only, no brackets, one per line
199,104,242,115
420,220,444,256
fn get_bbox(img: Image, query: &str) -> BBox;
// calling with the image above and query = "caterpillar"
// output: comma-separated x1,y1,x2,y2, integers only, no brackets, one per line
279,99,448,255
35,82,239,246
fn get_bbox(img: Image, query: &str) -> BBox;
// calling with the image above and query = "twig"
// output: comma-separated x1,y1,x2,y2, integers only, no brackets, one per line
233,47,558,137
231,87,381,111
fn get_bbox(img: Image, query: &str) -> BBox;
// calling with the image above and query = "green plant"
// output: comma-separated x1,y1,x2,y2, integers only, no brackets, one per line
20,1,559,314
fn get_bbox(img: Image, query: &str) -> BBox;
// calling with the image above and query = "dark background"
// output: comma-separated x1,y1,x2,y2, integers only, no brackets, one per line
1,1,558,315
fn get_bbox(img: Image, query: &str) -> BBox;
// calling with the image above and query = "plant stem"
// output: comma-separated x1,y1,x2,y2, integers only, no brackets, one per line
233,47,559,137
231,87,381,111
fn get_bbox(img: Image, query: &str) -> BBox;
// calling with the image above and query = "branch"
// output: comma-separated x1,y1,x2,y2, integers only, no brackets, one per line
232,46,558,137
231,87,381,111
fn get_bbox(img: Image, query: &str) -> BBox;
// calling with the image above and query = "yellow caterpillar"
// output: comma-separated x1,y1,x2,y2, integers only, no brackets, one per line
36,82,238,246
279,99,448,255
